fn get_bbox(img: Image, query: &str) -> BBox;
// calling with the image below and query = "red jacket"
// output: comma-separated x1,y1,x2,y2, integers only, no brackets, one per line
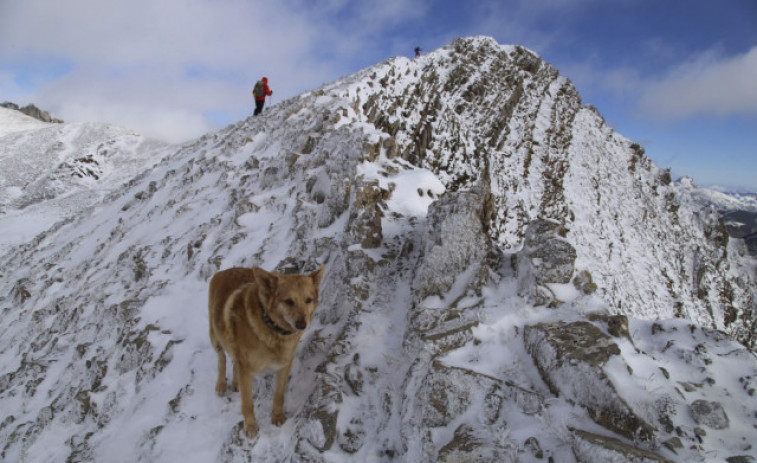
254,79,272,101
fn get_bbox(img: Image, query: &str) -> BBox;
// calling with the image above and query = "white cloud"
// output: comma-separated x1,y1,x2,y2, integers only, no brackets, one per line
0,0,387,142
639,47,757,119
0,0,313,68
34,67,237,142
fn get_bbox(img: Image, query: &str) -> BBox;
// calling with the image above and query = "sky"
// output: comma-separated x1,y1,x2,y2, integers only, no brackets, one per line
1,0,756,191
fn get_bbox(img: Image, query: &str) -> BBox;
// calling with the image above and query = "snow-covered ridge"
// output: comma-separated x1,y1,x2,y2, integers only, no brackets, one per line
0,106,51,137
0,109,169,254
0,36,755,462
302,36,754,338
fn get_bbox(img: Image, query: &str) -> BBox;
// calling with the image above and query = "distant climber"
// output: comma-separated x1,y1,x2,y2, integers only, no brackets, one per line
414,47,421,57
252,77,273,116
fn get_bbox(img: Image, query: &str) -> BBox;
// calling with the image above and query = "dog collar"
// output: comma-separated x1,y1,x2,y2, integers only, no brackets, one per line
262,309,294,336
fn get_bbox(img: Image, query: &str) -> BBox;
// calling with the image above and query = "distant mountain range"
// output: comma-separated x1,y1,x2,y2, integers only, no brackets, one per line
676,176,757,255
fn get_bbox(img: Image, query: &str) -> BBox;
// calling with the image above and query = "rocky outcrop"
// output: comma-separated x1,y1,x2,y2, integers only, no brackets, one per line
525,320,655,443
1,102,63,123
517,218,577,305
413,184,493,303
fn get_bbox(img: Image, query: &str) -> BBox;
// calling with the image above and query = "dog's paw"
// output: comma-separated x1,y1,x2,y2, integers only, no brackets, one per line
215,380,227,396
272,411,287,427
244,420,259,438
230,380,239,392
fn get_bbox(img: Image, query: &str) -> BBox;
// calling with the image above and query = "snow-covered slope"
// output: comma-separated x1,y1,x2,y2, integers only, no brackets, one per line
1,37,755,462
0,107,51,137
0,108,168,254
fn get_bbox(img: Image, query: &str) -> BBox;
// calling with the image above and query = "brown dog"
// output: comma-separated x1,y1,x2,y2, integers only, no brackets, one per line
208,265,324,438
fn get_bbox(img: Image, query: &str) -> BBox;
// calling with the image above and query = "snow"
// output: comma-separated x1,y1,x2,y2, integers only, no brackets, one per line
0,36,755,462
0,113,169,255
0,107,51,137
358,154,446,218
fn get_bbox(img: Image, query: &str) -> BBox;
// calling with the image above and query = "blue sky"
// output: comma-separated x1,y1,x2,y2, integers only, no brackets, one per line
1,0,756,190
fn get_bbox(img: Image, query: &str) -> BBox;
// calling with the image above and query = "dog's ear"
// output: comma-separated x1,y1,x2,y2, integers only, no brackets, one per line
310,265,325,287
253,267,277,298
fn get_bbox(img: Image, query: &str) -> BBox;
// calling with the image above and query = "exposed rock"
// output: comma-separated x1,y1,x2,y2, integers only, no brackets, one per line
571,428,673,463
416,362,502,428
413,185,492,302
573,269,598,295
524,436,544,459
437,424,492,463
588,313,631,340
689,399,729,430
606,315,630,339
727,456,756,463
662,436,683,453
1,102,63,123
517,219,577,305
525,321,654,442
350,179,386,248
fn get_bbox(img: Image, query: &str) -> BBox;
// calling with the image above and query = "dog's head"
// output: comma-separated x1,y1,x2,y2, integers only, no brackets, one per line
253,265,325,333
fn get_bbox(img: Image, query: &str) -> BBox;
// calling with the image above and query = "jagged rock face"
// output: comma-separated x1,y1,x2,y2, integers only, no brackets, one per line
331,36,754,346
1,36,756,462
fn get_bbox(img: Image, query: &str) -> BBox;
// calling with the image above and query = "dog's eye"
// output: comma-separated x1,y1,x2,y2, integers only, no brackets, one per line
305,298,313,304
285,299,295,306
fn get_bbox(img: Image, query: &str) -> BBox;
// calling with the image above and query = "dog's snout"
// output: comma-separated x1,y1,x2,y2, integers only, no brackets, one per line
295,320,307,330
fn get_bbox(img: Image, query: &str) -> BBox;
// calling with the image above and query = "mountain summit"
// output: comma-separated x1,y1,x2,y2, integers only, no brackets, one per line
1,36,755,462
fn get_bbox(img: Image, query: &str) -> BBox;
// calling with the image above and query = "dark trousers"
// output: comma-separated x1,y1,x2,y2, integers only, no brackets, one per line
254,99,265,116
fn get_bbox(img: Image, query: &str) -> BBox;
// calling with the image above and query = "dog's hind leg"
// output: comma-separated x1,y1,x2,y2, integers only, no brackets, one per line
272,359,293,426
213,341,227,396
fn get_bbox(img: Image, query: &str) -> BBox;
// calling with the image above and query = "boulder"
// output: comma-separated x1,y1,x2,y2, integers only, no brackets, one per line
413,185,492,302
525,321,654,442
689,399,729,430
517,219,577,305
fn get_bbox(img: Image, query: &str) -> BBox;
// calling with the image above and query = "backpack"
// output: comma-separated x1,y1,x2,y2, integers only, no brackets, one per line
253,81,265,98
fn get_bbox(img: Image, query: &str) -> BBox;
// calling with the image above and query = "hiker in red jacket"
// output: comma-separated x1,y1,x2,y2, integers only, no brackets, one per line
252,77,273,116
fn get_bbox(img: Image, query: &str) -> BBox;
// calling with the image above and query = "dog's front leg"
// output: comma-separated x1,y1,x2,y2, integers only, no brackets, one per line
237,363,259,437
272,359,293,426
